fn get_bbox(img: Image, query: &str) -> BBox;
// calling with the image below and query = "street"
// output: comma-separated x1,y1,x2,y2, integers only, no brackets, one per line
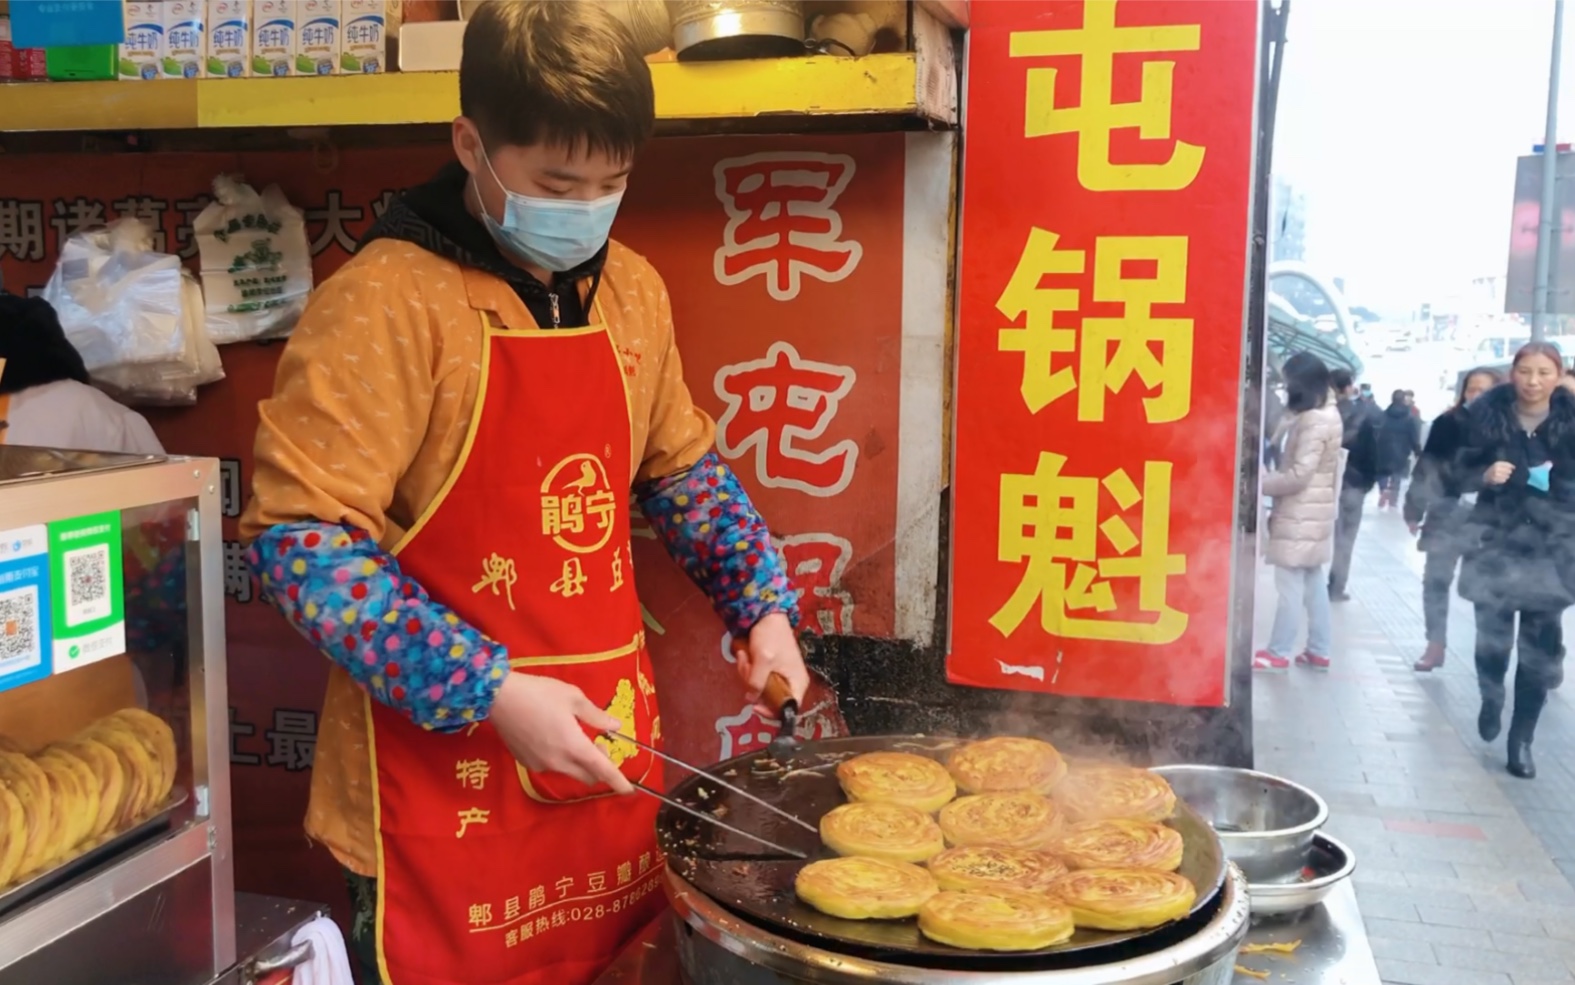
1254,494,1575,984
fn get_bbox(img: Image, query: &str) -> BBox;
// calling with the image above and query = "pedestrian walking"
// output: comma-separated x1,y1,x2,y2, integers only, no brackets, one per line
1376,389,1422,509
1256,352,1344,672
1328,369,1380,602
1405,367,1503,672
1457,341,1575,779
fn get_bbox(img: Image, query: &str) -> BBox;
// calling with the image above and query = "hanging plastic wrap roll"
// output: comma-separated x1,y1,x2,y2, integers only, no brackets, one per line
41,218,224,406
194,174,314,345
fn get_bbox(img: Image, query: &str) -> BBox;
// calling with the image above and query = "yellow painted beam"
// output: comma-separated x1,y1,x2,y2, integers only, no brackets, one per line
0,52,925,134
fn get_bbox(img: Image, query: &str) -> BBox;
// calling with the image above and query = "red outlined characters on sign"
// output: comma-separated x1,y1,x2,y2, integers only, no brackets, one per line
777,533,855,635
712,152,863,302
714,342,859,496
714,699,838,760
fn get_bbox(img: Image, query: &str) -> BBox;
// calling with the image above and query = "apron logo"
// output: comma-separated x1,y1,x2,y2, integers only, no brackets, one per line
540,453,619,554
550,558,589,598
456,806,491,839
472,552,519,610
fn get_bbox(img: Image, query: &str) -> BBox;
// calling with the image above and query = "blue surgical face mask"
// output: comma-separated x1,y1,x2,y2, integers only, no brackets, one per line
477,148,623,272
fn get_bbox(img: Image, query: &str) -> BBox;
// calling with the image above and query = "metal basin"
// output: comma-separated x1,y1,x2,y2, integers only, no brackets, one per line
1153,766,1328,883
1249,832,1357,917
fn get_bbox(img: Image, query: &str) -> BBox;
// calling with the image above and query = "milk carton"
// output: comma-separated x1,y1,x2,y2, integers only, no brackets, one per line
251,0,294,76
295,0,339,76
339,0,383,74
119,2,165,81
205,0,250,77
162,0,205,77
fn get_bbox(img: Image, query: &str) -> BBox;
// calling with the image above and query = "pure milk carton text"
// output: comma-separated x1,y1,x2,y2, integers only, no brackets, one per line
340,0,384,74
163,0,205,78
252,0,294,76
296,0,339,76
206,0,250,77
119,1,165,80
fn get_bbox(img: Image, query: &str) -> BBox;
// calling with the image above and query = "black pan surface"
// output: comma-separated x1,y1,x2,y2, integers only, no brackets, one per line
655,734,1227,970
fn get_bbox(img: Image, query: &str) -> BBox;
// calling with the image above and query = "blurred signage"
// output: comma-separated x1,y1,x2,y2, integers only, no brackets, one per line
1504,151,1574,316
948,0,1261,707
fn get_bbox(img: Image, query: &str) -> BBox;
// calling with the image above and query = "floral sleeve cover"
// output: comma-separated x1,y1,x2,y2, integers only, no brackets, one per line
246,525,509,733
635,451,799,637
247,452,798,729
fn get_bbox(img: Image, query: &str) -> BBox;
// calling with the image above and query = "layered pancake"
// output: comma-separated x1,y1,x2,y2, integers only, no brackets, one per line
1049,868,1195,931
0,751,53,876
946,737,1066,795
51,738,126,841
938,793,1063,851
0,784,25,888
918,891,1075,951
1052,766,1176,823
1055,819,1184,872
99,709,176,802
820,802,946,864
89,727,159,824
836,752,957,813
794,857,939,920
35,749,99,862
926,846,1068,896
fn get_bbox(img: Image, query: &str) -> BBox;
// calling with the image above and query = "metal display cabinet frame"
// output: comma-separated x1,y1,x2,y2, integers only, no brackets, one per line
0,455,234,984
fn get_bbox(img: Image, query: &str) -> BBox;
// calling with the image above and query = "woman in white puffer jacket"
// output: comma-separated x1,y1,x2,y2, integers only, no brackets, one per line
1257,351,1345,672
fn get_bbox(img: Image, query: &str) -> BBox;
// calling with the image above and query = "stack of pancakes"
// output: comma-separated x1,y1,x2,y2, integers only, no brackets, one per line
0,708,177,889
794,739,1197,952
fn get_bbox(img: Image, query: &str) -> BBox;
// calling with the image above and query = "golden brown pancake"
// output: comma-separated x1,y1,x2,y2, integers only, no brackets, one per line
1055,819,1184,872
1049,868,1195,931
918,891,1075,951
0,752,53,876
836,752,957,813
36,749,99,863
0,783,26,888
947,737,1066,795
820,801,947,864
100,709,176,804
938,793,1063,851
88,727,158,825
926,846,1068,896
794,857,939,920
51,738,125,841
1052,766,1176,823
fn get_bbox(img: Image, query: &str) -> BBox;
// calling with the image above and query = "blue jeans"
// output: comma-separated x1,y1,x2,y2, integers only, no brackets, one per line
1267,564,1331,658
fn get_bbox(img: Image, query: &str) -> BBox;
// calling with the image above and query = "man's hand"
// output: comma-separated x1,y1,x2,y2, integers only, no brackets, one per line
490,672,632,794
730,612,810,717
1407,522,1420,536
1484,461,1516,486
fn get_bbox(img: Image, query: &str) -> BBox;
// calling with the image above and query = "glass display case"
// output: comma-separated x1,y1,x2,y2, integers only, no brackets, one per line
0,448,233,985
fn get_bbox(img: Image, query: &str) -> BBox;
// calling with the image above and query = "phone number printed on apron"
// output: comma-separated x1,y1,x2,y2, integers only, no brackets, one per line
467,857,667,950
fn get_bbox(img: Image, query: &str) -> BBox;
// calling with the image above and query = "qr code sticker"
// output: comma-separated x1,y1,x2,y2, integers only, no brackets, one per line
64,543,111,627
0,585,41,676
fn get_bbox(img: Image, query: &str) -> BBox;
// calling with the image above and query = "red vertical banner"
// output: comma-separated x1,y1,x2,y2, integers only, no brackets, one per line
949,0,1260,706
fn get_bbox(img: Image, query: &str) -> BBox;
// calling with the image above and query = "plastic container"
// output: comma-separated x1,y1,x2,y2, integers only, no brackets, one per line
46,42,116,80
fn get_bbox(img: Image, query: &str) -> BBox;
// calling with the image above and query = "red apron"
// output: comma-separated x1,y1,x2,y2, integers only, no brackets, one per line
368,302,664,985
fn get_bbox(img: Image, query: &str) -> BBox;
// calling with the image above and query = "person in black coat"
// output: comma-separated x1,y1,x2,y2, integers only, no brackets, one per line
1456,342,1575,779
1405,367,1502,671
1375,389,1422,509
1328,369,1381,601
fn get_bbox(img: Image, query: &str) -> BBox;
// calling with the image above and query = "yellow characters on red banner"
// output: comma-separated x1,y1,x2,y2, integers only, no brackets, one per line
1010,0,1204,193
990,0,1207,649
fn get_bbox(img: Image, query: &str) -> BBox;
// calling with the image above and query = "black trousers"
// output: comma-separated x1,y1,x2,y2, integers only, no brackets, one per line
1474,604,1566,739
1422,546,1465,645
1329,484,1367,594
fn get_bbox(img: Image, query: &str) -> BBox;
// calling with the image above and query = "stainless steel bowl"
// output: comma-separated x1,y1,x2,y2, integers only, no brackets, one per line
1249,832,1356,917
1154,765,1329,883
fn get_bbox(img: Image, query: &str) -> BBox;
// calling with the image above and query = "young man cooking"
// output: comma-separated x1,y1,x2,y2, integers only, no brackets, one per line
240,5,809,983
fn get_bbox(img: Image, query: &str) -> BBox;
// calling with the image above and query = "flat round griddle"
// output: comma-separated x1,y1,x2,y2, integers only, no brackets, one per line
655,734,1228,971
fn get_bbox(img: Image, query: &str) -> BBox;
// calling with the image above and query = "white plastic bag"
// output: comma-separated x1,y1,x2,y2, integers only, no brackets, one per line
43,219,186,372
95,271,225,406
194,174,313,344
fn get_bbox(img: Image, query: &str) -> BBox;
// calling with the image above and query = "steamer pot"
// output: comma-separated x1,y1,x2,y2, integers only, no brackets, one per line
671,1,806,61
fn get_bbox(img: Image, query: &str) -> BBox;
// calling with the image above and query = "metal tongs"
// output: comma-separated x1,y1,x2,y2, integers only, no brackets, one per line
607,672,815,861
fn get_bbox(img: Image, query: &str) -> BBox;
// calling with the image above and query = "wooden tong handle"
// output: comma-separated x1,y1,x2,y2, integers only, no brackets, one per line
761,671,796,716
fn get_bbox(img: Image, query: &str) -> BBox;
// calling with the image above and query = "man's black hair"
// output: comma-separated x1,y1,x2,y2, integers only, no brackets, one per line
0,293,90,396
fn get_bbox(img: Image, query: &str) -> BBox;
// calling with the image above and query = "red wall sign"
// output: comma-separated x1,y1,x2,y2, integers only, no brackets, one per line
949,0,1260,706
0,132,913,906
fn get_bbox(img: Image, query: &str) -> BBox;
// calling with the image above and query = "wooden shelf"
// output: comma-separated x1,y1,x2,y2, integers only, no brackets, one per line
0,52,956,134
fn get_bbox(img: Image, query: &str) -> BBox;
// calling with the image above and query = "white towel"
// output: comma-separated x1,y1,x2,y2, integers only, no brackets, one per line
288,915,354,985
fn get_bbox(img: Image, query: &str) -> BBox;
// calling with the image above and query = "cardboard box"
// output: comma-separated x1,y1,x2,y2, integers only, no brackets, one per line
251,0,294,76
205,0,250,77
340,0,383,74
163,0,206,77
119,1,165,80
296,0,339,75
